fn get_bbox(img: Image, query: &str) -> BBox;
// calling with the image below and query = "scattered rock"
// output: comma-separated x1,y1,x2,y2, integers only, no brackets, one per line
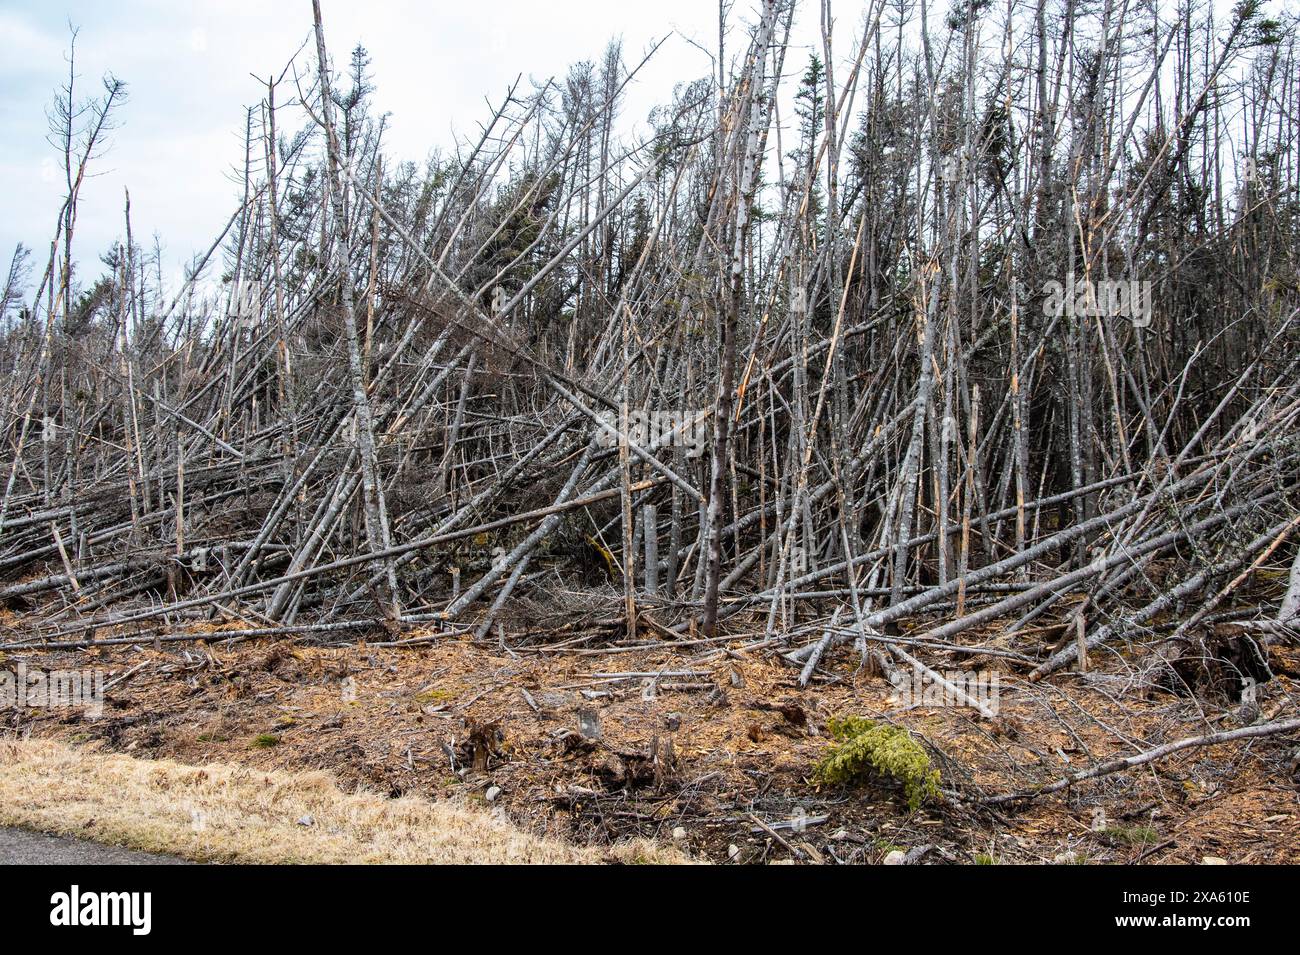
485,785,501,802
883,849,907,865
296,814,314,827
1202,856,1228,865
672,827,687,842
577,708,601,740
904,844,932,864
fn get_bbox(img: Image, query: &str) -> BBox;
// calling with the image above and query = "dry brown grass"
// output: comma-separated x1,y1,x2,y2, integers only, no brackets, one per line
0,737,689,864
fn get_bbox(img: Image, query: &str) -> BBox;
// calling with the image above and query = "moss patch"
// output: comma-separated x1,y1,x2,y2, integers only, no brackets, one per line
813,717,940,811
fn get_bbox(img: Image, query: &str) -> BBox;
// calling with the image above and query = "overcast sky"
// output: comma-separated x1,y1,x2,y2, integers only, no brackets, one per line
0,1,837,290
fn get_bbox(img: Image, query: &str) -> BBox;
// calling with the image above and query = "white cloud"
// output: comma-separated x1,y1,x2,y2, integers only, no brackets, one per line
0,9,64,75
0,0,828,288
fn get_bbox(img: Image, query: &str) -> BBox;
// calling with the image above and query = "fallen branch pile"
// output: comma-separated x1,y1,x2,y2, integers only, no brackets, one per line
2,1,1299,804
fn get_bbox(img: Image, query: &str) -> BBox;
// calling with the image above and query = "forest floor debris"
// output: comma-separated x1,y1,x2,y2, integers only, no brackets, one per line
7,614,1298,864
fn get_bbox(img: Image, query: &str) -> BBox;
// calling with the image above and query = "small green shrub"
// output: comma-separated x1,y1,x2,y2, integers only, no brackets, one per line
813,717,940,811
1101,825,1159,846
251,733,281,748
